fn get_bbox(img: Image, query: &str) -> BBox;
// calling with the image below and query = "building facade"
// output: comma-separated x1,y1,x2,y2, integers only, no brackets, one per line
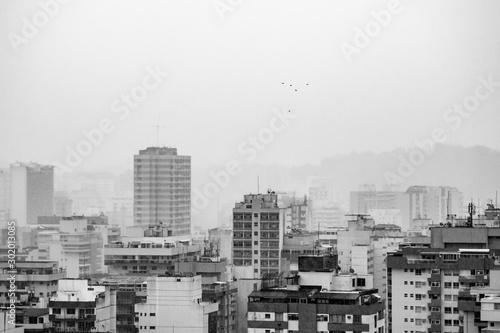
10,163,54,227
247,255,385,333
134,147,191,235
0,261,65,308
49,279,116,333
135,275,219,333
104,227,202,275
232,193,284,279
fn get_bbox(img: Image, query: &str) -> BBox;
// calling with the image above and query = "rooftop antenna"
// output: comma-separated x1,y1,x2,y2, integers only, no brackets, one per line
496,191,498,208
257,175,260,194
155,117,166,147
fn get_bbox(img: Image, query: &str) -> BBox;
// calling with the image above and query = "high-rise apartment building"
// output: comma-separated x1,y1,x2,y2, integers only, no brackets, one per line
134,147,191,235
387,224,500,333
10,162,54,227
232,193,283,279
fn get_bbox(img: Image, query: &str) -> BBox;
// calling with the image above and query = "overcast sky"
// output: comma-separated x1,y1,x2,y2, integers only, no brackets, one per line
1,0,499,172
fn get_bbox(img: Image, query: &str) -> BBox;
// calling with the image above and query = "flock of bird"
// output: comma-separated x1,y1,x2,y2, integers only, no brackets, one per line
282,81,309,92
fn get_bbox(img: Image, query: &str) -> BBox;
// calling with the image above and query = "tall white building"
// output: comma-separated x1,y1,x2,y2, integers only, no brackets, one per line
232,193,284,279
135,275,219,333
134,147,191,235
402,186,464,228
10,162,54,227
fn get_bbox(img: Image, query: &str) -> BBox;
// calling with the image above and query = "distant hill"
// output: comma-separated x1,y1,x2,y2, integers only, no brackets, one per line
193,144,500,207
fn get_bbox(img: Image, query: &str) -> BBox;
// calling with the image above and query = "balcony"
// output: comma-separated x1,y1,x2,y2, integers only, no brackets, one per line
49,315,95,322
428,312,441,320
428,298,441,307
430,322,441,331
428,274,441,283
459,275,488,284
0,271,66,282
458,300,480,312
428,287,441,295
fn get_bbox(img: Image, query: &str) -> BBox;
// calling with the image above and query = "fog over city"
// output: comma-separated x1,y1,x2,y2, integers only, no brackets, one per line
2,2,500,333
1,0,500,166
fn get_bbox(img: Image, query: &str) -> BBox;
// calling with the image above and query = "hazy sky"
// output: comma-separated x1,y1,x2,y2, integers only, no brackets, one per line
1,0,500,172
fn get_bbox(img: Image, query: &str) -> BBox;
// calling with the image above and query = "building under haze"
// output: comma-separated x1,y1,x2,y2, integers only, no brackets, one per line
403,186,463,228
232,192,283,279
134,147,191,235
9,162,54,227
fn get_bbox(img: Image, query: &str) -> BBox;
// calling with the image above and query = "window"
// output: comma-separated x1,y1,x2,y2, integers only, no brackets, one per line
415,269,422,275
67,309,75,315
495,303,500,310
330,314,345,323
404,293,408,297
150,313,155,316
404,281,408,285
431,307,440,312
453,282,459,289
444,295,452,301
445,319,452,326
442,253,458,261
444,307,451,314
357,278,366,287
265,313,270,319
52,308,61,314
317,314,328,321
416,294,422,301
444,282,452,289
288,313,299,321
453,320,460,326
353,315,362,324
150,327,156,330
404,306,408,310
453,307,459,314
431,282,440,287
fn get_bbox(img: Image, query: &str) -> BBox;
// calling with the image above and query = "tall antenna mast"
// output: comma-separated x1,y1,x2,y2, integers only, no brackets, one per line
257,175,260,194
155,117,166,146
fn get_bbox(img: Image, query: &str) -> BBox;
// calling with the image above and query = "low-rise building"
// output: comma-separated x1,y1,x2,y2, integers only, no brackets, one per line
247,255,385,333
135,275,219,333
0,261,65,308
48,279,116,333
